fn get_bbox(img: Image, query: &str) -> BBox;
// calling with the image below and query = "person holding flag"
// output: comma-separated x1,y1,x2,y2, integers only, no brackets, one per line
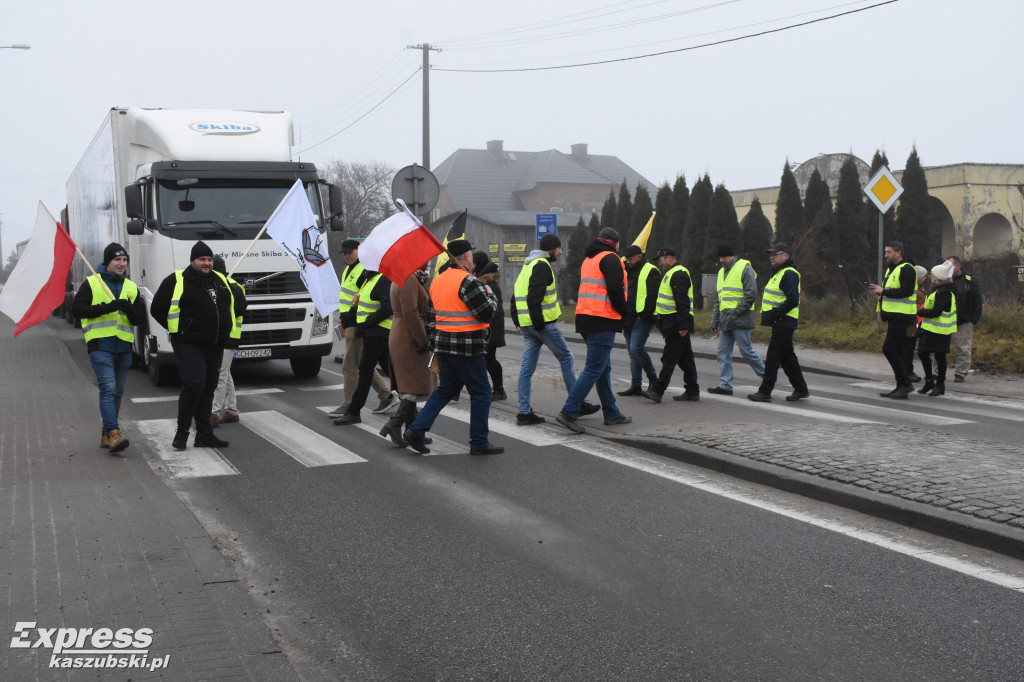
402,240,503,456
71,243,146,454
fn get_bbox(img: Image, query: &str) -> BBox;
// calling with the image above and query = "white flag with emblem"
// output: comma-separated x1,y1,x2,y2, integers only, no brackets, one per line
264,179,341,317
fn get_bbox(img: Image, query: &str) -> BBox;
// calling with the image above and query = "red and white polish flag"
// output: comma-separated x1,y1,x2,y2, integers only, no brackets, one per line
0,201,77,338
359,201,445,284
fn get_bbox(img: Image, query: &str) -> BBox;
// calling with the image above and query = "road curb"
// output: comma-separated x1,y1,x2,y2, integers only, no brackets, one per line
613,435,1024,561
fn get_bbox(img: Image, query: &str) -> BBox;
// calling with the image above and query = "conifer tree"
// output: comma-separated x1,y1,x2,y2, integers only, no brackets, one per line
615,179,633,243
629,183,653,248
835,156,869,265
599,190,617,239
562,214,591,300
802,168,832,247
669,175,689,258
895,146,933,266
704,183,743,275
651,182,672,255
740,198,773,287
775,160,804,246
682,174,712,295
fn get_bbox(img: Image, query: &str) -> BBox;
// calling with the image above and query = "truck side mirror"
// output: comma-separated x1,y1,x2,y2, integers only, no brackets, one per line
327,183,344,232
127,218,145,235
124,184,145,219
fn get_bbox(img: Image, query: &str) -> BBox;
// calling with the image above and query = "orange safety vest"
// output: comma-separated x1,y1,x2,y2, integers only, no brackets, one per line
431,267,489,332
576,253,626,320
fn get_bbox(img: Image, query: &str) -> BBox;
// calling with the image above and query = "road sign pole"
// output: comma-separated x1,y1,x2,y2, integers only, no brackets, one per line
876,211,883,331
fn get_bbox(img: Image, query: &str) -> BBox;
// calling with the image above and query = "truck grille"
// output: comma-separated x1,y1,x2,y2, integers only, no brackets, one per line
240,329,302,345
243,308,307,325
238,272,307,296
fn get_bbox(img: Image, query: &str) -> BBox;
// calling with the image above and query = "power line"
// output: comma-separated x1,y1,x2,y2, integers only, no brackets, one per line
294,69,420,155
434,0,898,73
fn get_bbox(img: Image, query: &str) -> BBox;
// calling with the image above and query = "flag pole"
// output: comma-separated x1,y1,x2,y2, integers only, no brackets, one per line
227,223,269,279
395,199,474,277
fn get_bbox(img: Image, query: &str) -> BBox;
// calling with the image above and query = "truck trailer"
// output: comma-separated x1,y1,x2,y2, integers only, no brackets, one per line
62,107,343,384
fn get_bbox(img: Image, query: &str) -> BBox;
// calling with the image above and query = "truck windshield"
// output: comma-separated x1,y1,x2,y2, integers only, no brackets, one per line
157,180,322,238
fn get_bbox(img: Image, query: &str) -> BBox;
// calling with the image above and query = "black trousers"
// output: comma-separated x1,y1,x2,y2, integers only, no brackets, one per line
174,343,222,434
758,326,808,395
348,335,390,415
882,316,914,387
652,329,699,395
485,344,504,390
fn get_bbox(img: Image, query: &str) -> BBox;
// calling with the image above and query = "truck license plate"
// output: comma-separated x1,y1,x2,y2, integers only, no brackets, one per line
234,348,271,359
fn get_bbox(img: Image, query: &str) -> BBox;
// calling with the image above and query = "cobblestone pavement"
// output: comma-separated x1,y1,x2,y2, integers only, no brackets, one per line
653,422,1024,530
0,317,296,681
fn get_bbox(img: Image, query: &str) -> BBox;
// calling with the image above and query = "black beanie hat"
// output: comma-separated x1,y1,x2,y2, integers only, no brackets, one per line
190,241,214,261
447,239,473,258
103,242,128,266
716,244,735,258
598,227,620,244
212,256,227,275
539,233,561,251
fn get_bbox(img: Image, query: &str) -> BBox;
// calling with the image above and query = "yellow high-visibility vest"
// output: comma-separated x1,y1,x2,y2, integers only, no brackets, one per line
654,264,693,318
81,275,138,344
762,267,800,320
512,259,560,327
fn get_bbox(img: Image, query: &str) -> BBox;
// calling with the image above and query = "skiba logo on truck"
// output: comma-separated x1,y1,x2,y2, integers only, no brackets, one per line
188,121,261,135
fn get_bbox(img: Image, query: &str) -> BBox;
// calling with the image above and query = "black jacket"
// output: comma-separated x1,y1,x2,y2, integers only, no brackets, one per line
575,241,628,336
476,262,506,347
625,260,661,326
151,265,237,348
879,259,918,322
656,266,695,334
950,270,983,325
760,259,800,331
340,271,393,339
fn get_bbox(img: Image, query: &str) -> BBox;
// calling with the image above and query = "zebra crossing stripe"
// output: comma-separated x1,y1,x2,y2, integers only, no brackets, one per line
131,388,284,404
135,419,239,478
243,410,366,467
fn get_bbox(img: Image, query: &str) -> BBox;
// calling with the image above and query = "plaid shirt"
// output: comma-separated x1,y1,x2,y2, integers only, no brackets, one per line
427,273,497,357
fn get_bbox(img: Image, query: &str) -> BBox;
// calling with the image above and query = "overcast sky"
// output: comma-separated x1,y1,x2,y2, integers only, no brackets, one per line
3,0,1020,255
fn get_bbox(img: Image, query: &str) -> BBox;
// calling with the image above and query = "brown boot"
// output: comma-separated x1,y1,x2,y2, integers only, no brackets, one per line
106,429,129,454
100,432,110,449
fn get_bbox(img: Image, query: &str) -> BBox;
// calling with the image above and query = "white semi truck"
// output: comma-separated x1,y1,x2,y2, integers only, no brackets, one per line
62,107,343,384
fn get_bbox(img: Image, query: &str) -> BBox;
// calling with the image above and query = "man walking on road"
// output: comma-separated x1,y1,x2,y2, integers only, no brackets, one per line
709,244,765,395
641,248,700,403
947,255,983,383
556,227,632,434
72,242,146,454
510,233,598,425
151,241,236,450
747,243,809,403
403,240,503,456
618,244,660,397
870,241,918,399
328,239,396,418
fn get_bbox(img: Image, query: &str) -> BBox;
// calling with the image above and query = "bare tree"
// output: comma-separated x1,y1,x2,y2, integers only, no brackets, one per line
321,159,397,238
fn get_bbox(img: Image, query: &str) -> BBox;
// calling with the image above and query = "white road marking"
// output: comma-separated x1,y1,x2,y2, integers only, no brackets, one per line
316,406,466,455
244,410,366,467
297,384,345,392
131,388,284,403
561,438,1024,593
701,386,881,424
850,381,1024,421
135,419,239,478
726,383,973,426
441,405,578,446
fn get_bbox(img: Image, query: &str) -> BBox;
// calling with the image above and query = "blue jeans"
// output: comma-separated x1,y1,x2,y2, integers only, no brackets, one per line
716,327,765,390
89,350,133,433
518,324,576,415
561,331,621,420
408,353,492,449
624,319,657,388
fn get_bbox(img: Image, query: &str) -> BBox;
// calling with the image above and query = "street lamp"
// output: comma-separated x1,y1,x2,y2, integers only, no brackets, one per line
0,44,31,50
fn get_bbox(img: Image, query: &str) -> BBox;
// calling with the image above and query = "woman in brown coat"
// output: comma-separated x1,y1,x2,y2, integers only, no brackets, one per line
380,269,438,446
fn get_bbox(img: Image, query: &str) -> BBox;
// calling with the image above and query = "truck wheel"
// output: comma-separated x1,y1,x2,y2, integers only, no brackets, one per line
149,361,179,387
290,356,322,378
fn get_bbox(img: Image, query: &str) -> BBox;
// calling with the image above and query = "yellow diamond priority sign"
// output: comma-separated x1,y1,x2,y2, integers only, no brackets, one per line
863,165,904,213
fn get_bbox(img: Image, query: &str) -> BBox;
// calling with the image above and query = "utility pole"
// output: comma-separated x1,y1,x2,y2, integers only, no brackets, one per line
406,43,441,170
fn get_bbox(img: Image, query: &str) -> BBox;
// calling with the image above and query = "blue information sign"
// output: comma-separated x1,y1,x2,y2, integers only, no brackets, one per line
536,213,557,241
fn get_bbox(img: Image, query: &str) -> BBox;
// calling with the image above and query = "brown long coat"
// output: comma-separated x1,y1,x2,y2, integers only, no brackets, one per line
388,275,437,396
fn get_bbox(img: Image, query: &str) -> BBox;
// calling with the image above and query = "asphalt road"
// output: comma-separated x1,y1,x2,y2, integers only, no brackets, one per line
56,325,1024,680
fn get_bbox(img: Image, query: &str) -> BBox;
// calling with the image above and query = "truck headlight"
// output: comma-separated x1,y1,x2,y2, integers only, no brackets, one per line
312,309,330,336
